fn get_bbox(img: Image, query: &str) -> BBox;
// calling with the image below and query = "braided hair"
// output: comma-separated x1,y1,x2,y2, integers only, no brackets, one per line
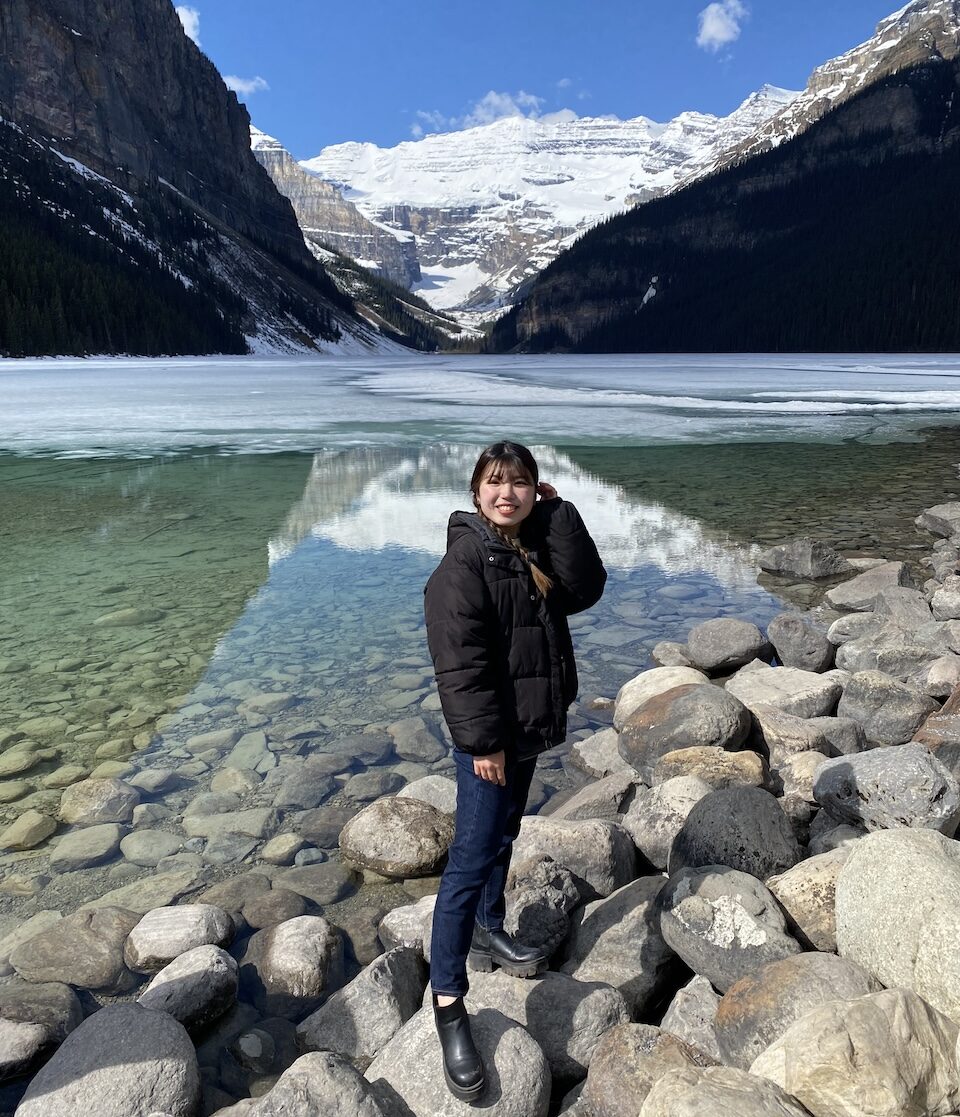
470,442,554,597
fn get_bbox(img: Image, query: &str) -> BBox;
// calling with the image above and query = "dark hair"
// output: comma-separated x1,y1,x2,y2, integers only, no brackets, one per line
469,440,540,494
470,441,553,596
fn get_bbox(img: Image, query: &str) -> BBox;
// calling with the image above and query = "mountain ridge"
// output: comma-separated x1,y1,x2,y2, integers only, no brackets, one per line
485,52,960,354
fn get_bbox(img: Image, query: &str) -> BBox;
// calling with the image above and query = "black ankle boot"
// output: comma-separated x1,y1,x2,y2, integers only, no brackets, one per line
468,925,547,978
433,995,485,1101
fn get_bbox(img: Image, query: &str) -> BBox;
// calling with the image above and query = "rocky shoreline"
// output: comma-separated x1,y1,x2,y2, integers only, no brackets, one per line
1,501,960,1115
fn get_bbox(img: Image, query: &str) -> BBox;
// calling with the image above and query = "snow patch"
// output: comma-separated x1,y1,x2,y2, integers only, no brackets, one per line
50,149,134,206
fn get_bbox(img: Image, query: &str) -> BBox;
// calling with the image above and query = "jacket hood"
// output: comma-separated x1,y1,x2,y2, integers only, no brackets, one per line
445,509,546,562
446,510,495,552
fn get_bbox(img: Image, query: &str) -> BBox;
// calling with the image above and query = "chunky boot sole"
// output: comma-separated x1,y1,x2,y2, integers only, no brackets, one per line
442,1062,485,1101
467,947,547,979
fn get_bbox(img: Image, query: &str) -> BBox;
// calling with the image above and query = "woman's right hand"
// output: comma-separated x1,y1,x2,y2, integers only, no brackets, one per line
474,750,506,785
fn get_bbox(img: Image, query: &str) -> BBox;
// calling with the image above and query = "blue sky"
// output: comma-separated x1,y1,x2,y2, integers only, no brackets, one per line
175,0,909,158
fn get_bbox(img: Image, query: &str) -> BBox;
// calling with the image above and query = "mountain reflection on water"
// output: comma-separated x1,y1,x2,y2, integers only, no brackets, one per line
267,445,762,590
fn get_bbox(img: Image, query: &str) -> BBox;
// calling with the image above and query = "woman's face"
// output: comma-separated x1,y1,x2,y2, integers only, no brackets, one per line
476,462,536,535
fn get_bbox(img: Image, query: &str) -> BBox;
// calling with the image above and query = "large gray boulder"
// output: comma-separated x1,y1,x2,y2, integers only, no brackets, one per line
16,1004,199,1117
837,670,939,745
622,776,713,870
137,944,238,1031
834,829,960,1022
640,1064,812,1117
825,560,915,611
766,613,834,672
805,715,867,756
749,704,832,765
0,979,82,1080
239,916,344,1019
725,662,842,718
395,775,457,814
297,947,427,1070
550,771,641,823
751,988,960,1117
0,1019,49,1082
339,797,453,877
766,846,851,952
124,903,234,972
454,969,629,1090
504,855,582,959
206,1051,389,1116
560,877,675,1016
658,867,802,994
660,976,723,1062
377,894,436,955
827,611,881,646
685,619,771,674
614,667,709,730
933,576,960,622
618,685,750,781
758,538,854,580
582,1023,717,1117
917,502,960,538
570,728,634,779
364,1005,551,1117
813,745,960,834
873,585,935,629
667,786,801,879
9,907,138,993
512,817,635,898
715,953,880,1069
841,630,934,678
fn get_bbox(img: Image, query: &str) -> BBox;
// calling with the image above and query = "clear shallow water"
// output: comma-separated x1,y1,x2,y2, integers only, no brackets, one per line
1,354,960,911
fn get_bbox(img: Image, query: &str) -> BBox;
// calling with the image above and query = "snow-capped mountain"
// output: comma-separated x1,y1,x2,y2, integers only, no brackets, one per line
290,0,958,328
713,0,960,172
250,126,420,287
299,87,798,322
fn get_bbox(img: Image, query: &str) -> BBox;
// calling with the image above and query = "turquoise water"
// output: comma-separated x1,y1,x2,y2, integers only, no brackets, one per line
1,355,960,913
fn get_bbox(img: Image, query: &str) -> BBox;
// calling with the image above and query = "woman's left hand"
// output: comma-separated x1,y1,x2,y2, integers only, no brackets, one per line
537,481,558,501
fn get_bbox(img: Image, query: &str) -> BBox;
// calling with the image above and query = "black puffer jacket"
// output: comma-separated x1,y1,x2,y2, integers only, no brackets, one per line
424,498,607,759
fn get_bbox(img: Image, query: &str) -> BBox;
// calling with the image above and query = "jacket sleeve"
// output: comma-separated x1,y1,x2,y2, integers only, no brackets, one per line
533,498,607,616
424,546,511,756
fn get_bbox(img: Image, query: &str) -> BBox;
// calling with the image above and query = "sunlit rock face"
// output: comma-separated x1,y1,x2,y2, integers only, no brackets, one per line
251,128,421,288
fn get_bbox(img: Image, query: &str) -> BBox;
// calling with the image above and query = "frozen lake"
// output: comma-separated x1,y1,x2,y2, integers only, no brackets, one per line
3,352,960,455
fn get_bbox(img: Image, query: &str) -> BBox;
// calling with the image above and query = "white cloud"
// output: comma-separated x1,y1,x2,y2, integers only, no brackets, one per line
409,90,547,137
176,5,201,46
224,75,270,97
556,77,573,89
696,0,749,53
462,90,544,127
541,109,579,125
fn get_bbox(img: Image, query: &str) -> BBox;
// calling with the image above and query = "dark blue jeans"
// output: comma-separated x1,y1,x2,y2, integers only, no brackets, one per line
429,748,538,997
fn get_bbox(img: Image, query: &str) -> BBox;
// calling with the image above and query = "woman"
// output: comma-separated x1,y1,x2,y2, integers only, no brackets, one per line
424,440,607,1100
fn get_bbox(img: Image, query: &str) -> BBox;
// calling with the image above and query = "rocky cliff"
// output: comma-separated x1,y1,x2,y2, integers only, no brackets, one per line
0,0,412,354
250,127,420,287
0,0,316,269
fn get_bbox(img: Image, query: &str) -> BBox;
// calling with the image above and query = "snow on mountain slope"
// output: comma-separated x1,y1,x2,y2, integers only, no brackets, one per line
713,0,960,171
299,86,797,319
